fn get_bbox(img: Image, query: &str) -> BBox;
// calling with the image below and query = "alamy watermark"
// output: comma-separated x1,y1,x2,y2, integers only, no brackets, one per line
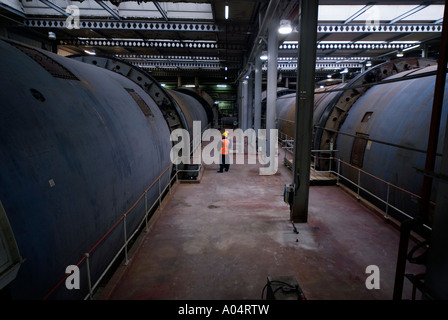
365,265,380,289
65,265,80,290
65,5,80,29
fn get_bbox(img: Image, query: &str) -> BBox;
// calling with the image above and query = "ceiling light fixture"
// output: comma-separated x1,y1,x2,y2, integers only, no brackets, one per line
84,49,96,55
403,44,421,52
279,20,292,34
366,60,372,67
340,68,349,74
396,51,404,57
260,51,268,60
225,4,229,20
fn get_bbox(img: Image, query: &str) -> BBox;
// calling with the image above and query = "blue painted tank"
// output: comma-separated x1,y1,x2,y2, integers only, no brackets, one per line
337,65,448,220
0,39,174,299
167,89,210,135
275,58,445,223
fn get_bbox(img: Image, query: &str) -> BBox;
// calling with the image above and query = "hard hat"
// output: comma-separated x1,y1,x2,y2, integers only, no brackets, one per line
222,131,229,137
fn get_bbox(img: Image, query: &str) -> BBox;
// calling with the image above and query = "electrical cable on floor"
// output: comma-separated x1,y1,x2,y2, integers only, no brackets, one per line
260,280,306,300
291,221,299,234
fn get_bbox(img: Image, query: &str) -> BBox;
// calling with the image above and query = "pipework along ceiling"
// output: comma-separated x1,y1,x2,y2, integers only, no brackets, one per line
0,0,444,88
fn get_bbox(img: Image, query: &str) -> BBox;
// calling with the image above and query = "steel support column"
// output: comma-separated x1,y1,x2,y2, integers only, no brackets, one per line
290,0,319,223
418,0,448,225
238,80,248,131
254,47,262,133
247,76,254,130
422,0,448,300
265,12,278,163
393,0,448,301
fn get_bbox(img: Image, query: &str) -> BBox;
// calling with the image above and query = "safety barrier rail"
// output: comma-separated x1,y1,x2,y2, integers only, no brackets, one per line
43,161,179,300
43,127,211,298
310,150,433,231
278,132,433,230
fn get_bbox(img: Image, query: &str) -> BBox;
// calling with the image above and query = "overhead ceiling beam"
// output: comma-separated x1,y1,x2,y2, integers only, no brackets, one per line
24,17,441,34
389,2,431,24
153,1,169,21
95,1,122,21
0,2,27,19
38,0,69,17
343,2,376,25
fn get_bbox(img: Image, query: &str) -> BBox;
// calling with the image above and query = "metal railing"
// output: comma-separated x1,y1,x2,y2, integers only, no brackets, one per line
43,161,179,300
278,133,433,231
310,149,433,232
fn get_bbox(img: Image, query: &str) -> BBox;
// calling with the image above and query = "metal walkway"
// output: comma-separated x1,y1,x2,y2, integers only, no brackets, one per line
97,153,425,300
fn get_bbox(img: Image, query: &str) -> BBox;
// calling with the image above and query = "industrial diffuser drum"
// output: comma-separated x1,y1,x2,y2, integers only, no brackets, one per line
167,89,209,136
0,39,172,299
337,64,448,222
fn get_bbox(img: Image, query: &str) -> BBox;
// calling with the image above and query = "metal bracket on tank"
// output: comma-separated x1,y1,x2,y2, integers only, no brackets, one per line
414,166,448,183
0,200,25,290
69,55,189,134
317,58,437,154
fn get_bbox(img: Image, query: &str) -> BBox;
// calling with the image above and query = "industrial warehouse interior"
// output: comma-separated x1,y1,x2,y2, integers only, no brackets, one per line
1,0,448,311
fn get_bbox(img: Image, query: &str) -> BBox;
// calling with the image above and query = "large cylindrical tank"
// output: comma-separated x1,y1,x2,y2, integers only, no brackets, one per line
0,39,172,299
337,64,447,220
275,58,443,223
276,92,296,139
175,87,218,129
276,83,345,143
167,89,210,136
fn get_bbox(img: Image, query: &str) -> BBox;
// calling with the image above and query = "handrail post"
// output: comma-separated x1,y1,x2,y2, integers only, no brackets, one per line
385,184,390,218
357,169,361,200
144,191,148,232
336,158,340,186
123,214,129,265
158,177,161,208
169,172,172,195
85,253,93,300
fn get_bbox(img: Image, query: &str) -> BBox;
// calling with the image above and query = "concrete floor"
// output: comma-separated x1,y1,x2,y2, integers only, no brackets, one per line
99,152,425,300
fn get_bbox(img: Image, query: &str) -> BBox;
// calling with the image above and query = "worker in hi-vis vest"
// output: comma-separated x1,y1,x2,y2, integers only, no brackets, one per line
217,130,232,173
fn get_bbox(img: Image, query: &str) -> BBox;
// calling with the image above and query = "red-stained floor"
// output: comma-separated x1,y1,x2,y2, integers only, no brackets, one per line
98,152,425,300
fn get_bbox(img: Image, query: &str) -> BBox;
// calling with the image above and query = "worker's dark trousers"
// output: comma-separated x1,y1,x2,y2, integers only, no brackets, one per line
219,154,230,172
